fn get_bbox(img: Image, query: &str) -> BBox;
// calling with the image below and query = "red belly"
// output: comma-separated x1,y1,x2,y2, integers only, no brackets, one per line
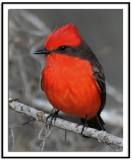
41,53,101,119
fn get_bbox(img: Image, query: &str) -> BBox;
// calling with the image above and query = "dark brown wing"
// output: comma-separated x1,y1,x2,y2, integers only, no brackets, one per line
83,42,106,113
92,64,106,114
87,55,106,130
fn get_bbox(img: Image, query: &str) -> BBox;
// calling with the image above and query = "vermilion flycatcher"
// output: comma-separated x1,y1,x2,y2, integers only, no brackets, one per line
34,23,106,131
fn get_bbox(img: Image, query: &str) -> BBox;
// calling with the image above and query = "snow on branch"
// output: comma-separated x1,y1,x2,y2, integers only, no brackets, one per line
9,98,123,148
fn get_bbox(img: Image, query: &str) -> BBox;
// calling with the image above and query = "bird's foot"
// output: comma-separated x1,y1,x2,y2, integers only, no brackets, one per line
46,109,59,128
77,115,90,138
81,123,89,136
76,122,89,136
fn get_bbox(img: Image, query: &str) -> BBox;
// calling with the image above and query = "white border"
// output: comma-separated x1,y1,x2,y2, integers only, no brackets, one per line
3,3,129,158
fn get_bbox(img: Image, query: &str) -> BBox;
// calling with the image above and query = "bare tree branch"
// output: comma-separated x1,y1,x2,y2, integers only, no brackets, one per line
32,98,123,128
9,98,123,148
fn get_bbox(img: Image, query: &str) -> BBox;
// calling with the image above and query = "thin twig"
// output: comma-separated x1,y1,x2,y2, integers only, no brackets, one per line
9,128,15,151
9,99,123,148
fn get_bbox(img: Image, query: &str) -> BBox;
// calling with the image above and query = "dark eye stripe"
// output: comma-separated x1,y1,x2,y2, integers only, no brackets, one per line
59,46,67,51
53,45,71,53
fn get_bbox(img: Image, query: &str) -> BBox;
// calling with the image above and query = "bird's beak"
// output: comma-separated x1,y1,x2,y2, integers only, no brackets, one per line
34,48,51,54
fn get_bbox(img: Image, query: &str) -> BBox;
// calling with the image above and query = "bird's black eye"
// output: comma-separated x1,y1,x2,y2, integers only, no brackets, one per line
59,46,67,51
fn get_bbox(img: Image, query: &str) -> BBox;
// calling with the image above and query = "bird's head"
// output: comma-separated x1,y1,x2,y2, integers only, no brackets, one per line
34,23,82,55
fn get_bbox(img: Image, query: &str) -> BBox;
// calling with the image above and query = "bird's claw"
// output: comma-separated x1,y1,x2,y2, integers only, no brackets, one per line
46,109,59,128
81,123,89,136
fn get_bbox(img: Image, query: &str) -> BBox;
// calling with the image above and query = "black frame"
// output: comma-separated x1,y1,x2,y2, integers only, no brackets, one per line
1,2,130,158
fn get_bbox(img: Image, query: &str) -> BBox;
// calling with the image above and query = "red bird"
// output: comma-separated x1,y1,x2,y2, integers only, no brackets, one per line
34,23,106,131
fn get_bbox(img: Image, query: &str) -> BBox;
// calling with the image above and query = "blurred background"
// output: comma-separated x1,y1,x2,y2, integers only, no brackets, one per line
9,9,123,152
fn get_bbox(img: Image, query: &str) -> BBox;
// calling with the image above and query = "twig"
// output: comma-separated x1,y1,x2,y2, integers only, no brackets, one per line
9,98,19,103
9,98,123,148
38,124,53,151
9,128,15,151
32,98,123,128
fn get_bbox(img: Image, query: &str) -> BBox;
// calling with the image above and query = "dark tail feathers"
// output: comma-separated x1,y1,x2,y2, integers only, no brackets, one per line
81,114,105,131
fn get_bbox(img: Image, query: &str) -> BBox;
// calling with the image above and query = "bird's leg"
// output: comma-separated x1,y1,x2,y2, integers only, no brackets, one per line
46,109,59,127
81,115,89,136
77,115,89,137
77,115,89,136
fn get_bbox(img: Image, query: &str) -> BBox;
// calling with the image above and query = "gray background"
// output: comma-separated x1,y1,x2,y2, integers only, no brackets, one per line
9,9,123,152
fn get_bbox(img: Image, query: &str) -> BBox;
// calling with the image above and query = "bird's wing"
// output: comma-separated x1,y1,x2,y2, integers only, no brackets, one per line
93,66,106,114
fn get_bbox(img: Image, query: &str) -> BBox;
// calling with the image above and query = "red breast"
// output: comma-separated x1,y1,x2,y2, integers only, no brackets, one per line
41,53,101,119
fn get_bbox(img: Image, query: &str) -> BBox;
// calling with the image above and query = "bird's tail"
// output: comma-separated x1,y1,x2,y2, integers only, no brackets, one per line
80,114,105,131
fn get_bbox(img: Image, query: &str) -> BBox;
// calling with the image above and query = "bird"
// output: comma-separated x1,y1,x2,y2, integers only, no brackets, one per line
34,23,106,131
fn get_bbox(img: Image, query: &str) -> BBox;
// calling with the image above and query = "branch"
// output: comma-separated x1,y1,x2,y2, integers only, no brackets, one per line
32,98,123,128
9,98,123,148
